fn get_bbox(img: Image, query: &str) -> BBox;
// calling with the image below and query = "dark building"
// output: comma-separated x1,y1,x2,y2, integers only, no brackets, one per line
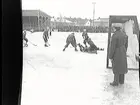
22,10,51,31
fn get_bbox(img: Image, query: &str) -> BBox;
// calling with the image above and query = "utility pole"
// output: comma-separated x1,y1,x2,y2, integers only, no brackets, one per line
92,2,96,27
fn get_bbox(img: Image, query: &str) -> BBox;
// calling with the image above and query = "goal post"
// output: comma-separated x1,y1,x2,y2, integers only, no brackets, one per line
106,15,139,70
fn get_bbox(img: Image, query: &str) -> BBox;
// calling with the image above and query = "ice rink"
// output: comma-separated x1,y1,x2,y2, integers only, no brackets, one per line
22,32,140,105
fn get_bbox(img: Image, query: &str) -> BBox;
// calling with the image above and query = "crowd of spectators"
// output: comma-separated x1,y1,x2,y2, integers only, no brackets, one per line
53,26,110,33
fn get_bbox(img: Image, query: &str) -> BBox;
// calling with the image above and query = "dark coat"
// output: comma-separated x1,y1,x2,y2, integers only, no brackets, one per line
109,30,128,74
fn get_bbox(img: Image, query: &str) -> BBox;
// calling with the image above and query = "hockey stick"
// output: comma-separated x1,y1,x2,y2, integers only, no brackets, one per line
26,60,36,70
28,40,37,46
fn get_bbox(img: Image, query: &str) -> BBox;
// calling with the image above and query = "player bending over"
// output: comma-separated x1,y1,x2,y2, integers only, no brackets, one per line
63,32,78,51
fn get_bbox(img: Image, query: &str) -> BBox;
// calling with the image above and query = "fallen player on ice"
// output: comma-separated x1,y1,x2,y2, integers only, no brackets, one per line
77,38,104,54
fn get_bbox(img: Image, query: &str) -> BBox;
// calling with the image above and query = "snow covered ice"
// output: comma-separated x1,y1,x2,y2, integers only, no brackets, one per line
22,32,140,105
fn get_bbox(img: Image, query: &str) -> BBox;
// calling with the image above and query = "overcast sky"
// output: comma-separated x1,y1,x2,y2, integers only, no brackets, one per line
22,0,140,22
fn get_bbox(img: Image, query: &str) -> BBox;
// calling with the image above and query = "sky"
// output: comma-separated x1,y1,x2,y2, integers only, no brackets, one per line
22,0,140,22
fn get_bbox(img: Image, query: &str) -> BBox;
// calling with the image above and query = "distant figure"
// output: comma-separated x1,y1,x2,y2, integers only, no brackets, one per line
23,30,28,47
109,23,128,86
43,28,49,47
82,29,89,47
63,33,78,51
30,29,34,33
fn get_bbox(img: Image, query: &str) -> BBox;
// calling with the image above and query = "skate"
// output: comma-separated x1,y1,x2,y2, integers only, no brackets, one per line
63,48,65,51
44,44,48,47
110,82,119,86
75,49,78,52
48,43,50,46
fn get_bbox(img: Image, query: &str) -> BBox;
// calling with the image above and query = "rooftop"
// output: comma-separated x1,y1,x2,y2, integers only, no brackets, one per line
22,10,51,18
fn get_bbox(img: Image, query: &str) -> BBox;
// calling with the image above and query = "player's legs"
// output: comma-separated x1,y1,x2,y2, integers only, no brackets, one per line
119,74,125,84
43,35,48,47
71,41,78,51
63,42,70,51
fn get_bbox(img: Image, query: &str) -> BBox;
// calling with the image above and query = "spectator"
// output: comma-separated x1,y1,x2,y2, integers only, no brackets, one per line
109,23,128,86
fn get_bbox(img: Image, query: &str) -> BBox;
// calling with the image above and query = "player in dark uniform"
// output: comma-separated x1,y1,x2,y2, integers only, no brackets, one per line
63,33,78,51
43,28,49,47
23,30,28,47
82,29,89,47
